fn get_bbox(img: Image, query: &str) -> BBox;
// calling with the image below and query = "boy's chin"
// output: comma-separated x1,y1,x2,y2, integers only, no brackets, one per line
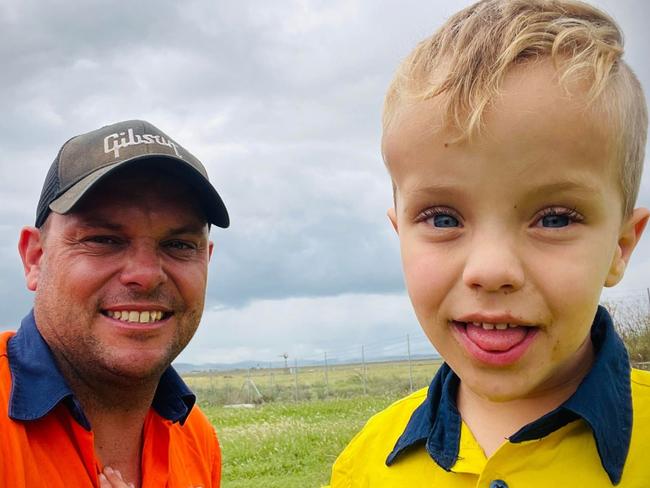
455,366,555,404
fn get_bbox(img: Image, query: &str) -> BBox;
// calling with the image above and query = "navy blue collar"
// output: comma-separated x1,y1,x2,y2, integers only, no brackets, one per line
387,306,631,485
7,310,196,430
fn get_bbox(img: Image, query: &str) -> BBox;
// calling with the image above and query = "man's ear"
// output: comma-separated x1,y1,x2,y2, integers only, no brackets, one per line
18,226,44,291
208,240,214,260
387,207,398,234
605,207,650,287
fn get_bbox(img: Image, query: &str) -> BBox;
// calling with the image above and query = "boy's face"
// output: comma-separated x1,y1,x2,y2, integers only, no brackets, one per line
384,61,648,402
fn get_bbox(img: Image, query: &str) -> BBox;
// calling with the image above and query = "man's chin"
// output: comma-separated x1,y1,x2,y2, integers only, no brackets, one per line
100,349,174,383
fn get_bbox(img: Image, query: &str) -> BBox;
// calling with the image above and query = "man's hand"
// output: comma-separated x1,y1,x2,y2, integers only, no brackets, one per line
99,467,135,488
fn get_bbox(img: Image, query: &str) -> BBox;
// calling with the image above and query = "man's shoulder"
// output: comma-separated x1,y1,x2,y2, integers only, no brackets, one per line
168,403,219,452
0,331,16,406
184,404,216,432
0,330,15,355
164,403,221,483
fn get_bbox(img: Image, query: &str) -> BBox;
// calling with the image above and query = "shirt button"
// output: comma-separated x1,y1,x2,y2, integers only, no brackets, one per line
489,481,508,488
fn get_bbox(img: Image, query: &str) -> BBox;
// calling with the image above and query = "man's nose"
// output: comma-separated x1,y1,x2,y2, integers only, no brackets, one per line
119,242,167,291
461,234,525,293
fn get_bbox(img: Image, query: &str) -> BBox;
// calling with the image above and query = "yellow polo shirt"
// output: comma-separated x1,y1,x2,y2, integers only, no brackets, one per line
329,307,650,487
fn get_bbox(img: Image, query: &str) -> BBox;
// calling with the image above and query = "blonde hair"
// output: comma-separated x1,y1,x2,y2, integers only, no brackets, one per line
384,0,647,215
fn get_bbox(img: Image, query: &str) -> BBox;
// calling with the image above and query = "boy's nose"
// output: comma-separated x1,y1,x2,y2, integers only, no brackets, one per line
461,237,525,293
118,242,168,291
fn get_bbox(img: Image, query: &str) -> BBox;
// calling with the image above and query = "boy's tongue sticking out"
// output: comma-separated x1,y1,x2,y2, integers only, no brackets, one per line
464,322,529,352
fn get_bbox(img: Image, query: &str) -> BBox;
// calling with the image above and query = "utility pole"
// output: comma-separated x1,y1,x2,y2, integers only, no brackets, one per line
279,353,289,373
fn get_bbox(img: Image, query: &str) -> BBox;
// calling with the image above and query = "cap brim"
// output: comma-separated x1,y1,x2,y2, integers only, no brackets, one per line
49,155,230,228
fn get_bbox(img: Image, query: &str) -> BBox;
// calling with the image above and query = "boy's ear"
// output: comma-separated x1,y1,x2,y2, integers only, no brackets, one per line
605,208,650,287
387,207,398,234
18,226,44,291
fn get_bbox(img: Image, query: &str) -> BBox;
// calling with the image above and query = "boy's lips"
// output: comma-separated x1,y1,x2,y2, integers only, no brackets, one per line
451,317,539,366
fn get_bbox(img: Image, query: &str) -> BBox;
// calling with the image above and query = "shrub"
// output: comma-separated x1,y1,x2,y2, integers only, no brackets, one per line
603,301,650,367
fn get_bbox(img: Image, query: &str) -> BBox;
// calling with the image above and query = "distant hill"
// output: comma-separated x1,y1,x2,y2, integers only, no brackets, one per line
173,352,441,374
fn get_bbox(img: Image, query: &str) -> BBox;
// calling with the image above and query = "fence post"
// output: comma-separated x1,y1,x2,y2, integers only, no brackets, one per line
361,345,367,395
246,368,252,404
293,358,299,401
407,334,414,392
269,361,274,392
324,352,329,396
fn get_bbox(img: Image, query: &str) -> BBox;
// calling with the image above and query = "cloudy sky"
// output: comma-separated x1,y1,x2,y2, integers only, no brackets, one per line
1,0,648,365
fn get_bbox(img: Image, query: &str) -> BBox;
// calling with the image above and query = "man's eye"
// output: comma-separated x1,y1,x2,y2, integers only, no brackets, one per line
86,236,119,245
166,241,195,250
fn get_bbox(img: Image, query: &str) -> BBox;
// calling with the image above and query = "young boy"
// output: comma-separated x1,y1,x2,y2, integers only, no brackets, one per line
329,1,649,486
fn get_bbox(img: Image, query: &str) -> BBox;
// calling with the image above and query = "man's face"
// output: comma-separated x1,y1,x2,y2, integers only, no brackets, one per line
383,60,647,402
24,168,213,383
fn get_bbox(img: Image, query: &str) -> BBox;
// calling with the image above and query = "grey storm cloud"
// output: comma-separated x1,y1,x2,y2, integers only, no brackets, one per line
1,0,649,362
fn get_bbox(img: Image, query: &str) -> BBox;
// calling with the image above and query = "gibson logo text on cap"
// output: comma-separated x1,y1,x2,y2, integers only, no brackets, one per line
103,128,182,159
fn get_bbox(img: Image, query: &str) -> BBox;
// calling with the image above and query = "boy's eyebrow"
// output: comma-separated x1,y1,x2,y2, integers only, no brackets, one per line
526,180,604,198
407,179,603,196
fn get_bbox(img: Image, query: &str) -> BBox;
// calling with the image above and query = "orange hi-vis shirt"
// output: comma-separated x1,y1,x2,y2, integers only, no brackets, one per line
0,312,221,487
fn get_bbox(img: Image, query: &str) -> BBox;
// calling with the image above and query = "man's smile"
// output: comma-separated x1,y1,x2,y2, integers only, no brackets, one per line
102,309,171,324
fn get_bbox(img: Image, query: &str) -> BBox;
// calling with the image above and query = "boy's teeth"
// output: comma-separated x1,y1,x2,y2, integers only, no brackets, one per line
106,310,164,323
468,322,518,330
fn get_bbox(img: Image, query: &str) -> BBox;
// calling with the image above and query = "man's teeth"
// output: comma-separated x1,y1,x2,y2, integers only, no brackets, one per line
106,310,165,323
468,321,519,330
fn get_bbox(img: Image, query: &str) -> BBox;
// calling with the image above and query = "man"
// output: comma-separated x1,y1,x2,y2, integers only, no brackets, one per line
0,120,229,487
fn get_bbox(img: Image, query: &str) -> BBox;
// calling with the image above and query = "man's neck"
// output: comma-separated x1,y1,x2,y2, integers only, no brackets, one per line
90,406,148,488
54,353,162,488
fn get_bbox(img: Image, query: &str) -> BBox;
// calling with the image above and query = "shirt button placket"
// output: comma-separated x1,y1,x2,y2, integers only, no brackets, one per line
489,480,508,488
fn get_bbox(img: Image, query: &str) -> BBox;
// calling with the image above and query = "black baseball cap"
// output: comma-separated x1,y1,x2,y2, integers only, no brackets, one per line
35,119,229,228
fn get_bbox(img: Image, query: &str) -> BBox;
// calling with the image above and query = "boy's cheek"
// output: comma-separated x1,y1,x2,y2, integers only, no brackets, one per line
401,249,455,315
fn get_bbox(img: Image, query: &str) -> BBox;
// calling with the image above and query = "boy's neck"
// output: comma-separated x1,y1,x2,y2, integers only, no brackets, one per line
456,339,595,457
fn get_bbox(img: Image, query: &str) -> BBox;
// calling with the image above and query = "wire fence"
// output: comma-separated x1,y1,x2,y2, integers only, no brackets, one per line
184,334,442,406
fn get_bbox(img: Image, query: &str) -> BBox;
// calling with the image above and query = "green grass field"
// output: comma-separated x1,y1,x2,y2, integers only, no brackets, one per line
185,309,650,487
203,395,397,488
187,359,442,487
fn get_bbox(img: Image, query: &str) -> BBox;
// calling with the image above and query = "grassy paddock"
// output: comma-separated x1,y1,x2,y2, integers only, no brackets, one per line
203,395,401,488
189,358,442,487
188,310,650,486
185,358,442,405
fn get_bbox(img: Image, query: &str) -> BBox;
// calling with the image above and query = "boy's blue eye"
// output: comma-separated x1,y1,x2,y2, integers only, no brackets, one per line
536,207,583,228
418,206,463,228
541,214,570,227
432,214,460,227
